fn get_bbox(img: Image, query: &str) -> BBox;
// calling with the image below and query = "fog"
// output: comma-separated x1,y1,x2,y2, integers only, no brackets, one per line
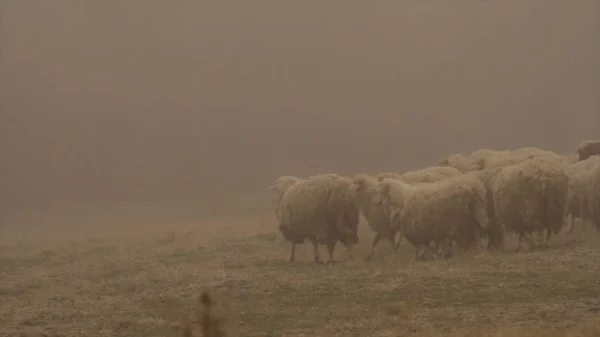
1,1,598,224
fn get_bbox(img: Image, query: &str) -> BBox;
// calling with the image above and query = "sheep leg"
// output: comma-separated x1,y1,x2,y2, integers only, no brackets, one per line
309,237,323,264
543,229,553,248
516,233,524,252
518,232,536,251
432,242,442,260
422,244,433,261
487,224,505,253
526,233,536,251
392,231,401,250
535,230,545,246
364,233,381,262
288,243,296,263
388,234,397,250
414,245,424,261
565,214,575,234
342,241,354,261
325,240,336,264
439,239,453,260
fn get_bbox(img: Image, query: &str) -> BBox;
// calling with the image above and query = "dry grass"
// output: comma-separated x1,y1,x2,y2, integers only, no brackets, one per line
1,205,599,337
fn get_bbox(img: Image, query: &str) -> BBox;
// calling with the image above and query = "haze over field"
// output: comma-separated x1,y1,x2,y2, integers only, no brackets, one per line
1,1,599,224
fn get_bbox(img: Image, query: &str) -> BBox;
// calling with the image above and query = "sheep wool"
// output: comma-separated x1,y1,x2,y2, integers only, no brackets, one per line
437,153,473,173
394,166,462,184
376,174,489,260
268,175,301,225
467,147,570,171
587,161,600,229
564,156,600,231
491,157,569,251
272,174,358,263
351,174,397,261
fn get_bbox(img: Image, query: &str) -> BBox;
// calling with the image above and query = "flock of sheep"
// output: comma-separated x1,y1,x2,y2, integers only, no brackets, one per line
268,140,600,263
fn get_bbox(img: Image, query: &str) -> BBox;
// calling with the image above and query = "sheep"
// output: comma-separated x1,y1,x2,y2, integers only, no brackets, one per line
375,172,401,181
564,156,600,233
350,174,397,261
310,173,361,253
268,175,301,228
437,147,576,173
577,140,600,161
467,147,573,171
460,148,573,246
375,174,489,260
270,174,358,264
466,169,506,251
437,147,573,174
491,157,569,251
437,153,473,173
587,162,600,230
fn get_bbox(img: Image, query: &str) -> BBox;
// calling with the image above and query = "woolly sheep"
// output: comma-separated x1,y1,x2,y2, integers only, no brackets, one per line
375,174,489,260
375,172,401,181
268,175,301,226
564,156,600,232
467,147,572,171
268,175,301,201
491,157,569,251
270,174,359,264
577,140,600,161
466,169,506,251
439,147,574,173
367,166,462,259
587,162,600,230
350,174,397,261
437,153,473,173
455,148,572,247
310,173,361,248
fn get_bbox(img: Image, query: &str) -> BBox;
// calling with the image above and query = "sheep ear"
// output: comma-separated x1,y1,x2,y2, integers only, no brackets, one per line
267,184,276,191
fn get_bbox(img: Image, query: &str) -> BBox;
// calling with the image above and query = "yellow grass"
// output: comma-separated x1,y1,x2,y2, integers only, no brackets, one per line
1,204,599,337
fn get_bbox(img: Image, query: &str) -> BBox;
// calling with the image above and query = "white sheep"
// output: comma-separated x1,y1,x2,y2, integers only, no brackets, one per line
491,157,569,251
462,147,574,245
587,162,600,230
466,169,506,251
467,147,573,171
375,174,489,260
268,175,301,222
350,174,397,261
269,174,358,264
437,153,473,173
564,156,600,232
310,173,361,250
375,172,401,181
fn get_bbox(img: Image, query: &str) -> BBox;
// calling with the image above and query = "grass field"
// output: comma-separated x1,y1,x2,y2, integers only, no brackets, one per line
1,206,600,337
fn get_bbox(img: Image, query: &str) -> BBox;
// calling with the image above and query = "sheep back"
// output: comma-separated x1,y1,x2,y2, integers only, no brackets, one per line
397,166,462,184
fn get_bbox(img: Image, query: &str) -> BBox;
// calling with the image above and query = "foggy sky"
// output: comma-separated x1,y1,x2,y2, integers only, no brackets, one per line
1,1,599,220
